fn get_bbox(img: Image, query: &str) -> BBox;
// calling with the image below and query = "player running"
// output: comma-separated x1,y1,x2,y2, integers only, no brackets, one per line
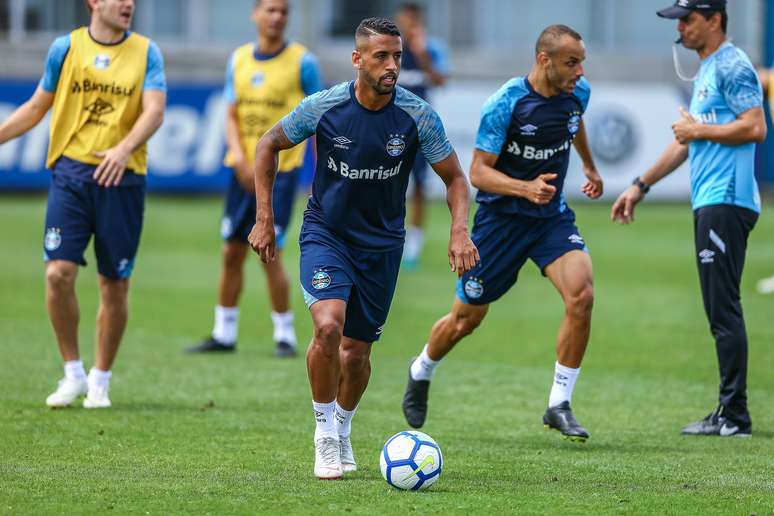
0,0,165,408
248,17,478,479
186,0,322,357
402,25,603,442
612,0,766,437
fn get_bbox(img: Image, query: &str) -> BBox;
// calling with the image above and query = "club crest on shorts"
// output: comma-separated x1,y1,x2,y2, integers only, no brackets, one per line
93,54,111,70
312,270,332,290
464,277,484,299
386,135,406,157
567,114,581,135
44,227,62,251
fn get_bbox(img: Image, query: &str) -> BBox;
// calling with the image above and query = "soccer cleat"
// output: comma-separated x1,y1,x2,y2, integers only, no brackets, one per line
402,358,430,429
543,402,590,442
681,406,751,437
274,340,297,358
314,437,342,480
83,384,112,409
340,436,357,473
184,336,236,353
46,377,88,408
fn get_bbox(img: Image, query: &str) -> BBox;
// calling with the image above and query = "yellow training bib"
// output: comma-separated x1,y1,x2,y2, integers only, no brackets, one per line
47,27,149,174
225,42,309,172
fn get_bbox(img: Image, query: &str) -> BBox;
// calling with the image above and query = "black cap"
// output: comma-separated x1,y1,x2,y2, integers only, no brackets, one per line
657,0,727,19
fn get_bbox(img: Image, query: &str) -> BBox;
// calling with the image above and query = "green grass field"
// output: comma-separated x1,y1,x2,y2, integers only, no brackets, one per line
1,196,773,515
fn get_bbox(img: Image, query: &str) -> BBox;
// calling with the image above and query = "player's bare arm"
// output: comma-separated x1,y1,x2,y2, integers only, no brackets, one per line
0,87,54,144
92,89,166,187
225,103,254,193
572,119,603,199
671,106,767,145
429,151,480,275
611,140,688,224
470,149,557,205
248,121,295,263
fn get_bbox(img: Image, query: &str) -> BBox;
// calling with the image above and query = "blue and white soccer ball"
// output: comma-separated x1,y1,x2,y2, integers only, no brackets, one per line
380,430,443,490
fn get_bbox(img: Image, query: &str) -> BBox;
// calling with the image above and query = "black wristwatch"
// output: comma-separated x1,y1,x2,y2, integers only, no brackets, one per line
632,177,650,194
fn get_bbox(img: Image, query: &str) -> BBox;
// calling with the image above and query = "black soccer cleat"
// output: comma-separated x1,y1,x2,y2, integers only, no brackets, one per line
543,401,590,442
274,340,298,358
402,358,430,429
680,406,751,437
184,336,236,353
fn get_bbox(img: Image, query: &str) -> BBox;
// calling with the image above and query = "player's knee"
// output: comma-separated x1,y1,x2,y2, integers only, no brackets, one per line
45,262,77,291
222,243,246,269
313,319,343,348
452,311,485,340
566,284,594,318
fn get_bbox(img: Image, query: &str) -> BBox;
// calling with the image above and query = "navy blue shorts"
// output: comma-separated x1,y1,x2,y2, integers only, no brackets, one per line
44,167,145,280
411,152,428,190
457,205,588,305
220,169,300,249
299,220,403,343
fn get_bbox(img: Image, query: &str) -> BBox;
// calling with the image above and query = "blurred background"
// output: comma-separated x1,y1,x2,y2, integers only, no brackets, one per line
1,0,773,197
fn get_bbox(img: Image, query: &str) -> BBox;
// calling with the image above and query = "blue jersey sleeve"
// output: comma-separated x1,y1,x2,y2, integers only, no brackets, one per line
475,78,525,155
573,76,591,113
427,38,450,77
300,52,324,96
395,88,453,164
223,51,236,104
281,82,351,144
39,35,71,93
717,50,762,115
143,40,167,92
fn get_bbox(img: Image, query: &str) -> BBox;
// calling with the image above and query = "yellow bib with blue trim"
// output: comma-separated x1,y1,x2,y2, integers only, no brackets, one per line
225,42,308,172
47,27,149,174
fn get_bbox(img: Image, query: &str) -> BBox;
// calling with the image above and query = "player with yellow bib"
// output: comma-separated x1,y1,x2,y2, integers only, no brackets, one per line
186,0,322,356
0,0,166,409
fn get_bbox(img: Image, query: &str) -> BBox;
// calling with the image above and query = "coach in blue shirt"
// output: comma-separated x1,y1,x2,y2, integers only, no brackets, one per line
612,0,766,437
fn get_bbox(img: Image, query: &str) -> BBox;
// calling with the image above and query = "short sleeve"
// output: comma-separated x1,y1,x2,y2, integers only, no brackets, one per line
300,52,324,96
717,52,763,115
573,76,591,113
427,38,450,77
39,35,71,93
281,82,350,144
416,105,453,163
143,41,167,92
223,52,236,104
475,80,523,155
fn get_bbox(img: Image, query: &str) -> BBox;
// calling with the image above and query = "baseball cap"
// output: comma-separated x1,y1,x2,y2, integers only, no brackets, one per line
657,0,727,19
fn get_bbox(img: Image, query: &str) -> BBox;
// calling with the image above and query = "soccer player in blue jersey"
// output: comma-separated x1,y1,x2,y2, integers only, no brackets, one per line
0,0,165,408
394,3,450,268
613,0,766,437
402,25,604,442
247,17,478,479
186,0,322,357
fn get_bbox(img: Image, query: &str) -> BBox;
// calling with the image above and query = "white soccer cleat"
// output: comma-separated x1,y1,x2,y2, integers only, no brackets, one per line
340,436,357,473
83,384,112,409
46,377,88,408
314,437,342,480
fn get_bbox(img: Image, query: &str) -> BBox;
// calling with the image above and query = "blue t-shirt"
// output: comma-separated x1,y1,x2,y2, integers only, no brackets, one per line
475,76,590,218
223,42,323,104
397,37,450,100
688,41,762,213
39,31,167,94
281,81,453,251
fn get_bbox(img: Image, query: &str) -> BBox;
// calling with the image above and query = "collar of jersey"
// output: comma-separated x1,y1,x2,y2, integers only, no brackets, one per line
253,41,288,61
86,27,130,47
524,75,568,101
701,39,733,63
349,81,396,114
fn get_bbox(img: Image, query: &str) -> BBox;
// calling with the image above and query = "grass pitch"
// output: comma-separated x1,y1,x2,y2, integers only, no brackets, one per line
1,196,773,515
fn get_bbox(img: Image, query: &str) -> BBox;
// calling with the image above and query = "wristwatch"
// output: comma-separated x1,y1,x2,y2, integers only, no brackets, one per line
632,177,650,194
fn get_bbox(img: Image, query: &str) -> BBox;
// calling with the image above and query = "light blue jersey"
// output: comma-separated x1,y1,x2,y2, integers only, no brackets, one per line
689,41,762,213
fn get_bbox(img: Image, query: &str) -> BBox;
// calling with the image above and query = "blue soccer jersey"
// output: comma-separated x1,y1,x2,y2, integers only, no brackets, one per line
281,81,453,251
688,41,762,213
475,76,590,218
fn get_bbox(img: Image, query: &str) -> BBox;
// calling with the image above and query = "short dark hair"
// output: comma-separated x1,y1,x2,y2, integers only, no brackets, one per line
355,17,401,42
535,24,583,55
397,3,424,16
699,9,727,33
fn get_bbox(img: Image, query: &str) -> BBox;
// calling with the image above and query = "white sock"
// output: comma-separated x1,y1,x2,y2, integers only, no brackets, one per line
410,344,440,381
404,226,424,261
64,360,86,381
548,361,580,408
334,402,357,439
271,311,296,346
312,400,337,441
212,305,239,344
88,367,112,389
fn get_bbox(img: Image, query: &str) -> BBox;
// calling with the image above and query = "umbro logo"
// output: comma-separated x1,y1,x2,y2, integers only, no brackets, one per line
699,249,715,264
568,234,584,245
520,124,538,136
332,136,353,149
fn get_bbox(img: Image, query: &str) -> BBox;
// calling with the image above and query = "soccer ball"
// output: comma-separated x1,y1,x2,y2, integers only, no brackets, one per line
379,430,443,490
